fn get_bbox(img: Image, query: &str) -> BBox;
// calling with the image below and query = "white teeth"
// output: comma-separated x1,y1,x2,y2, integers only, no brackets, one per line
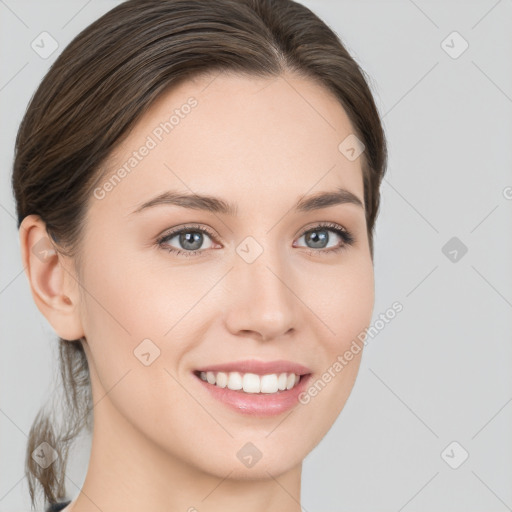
198,370,303,394
242,373,260,393
216,371,228,388
227,371,243,391
277,373,287,390
260,374,278,393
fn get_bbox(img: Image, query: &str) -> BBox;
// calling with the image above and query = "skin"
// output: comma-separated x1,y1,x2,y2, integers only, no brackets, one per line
20,71,375,512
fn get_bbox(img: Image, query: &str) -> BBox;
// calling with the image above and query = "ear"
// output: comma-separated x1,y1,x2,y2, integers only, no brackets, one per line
19,215,84,341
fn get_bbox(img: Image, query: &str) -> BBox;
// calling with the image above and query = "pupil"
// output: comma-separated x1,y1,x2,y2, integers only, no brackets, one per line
180,231,202,250
306,229,328,248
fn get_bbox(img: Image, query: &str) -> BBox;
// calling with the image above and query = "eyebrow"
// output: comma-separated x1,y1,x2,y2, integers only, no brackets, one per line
131,186,364,216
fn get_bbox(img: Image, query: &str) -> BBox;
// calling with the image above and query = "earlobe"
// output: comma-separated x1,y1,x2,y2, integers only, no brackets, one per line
19,215,84,341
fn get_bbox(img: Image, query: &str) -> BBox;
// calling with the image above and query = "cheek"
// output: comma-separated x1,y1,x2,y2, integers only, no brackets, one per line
297,256,374,421
78,247,202,445
77,239,219,400
306,253,375,349
79,241,176,341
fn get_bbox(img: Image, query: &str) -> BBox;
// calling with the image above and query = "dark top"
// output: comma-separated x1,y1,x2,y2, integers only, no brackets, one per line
45,501,71,512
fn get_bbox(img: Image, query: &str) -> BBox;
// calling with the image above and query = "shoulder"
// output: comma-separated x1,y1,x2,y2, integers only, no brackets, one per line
45,501,72,512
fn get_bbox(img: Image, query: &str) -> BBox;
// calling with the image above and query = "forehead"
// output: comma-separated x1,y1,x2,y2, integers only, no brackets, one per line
91,71,365,218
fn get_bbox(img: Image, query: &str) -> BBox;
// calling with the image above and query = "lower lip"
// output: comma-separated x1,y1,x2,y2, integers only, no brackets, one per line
193,372,312,417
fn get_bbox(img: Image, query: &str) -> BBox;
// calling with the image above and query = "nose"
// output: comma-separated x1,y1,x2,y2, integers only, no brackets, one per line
223,248,300,342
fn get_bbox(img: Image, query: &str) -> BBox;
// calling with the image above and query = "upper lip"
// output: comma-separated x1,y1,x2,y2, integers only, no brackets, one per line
194,359,312,376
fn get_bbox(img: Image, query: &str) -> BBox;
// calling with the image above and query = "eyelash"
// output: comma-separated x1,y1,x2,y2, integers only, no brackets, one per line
156,222,355,258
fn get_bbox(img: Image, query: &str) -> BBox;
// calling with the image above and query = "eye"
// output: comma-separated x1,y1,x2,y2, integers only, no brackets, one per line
156,224,216,257
293,222,355,255
156,222,355,257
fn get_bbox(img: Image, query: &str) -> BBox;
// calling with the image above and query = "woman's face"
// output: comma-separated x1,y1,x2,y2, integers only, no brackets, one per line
75,71,374,478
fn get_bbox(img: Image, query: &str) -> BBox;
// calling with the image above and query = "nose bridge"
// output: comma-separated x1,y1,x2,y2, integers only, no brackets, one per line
224,235,299,339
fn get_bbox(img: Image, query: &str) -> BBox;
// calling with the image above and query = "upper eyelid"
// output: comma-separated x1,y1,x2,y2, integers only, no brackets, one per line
157,223,216,242
157,222,348,245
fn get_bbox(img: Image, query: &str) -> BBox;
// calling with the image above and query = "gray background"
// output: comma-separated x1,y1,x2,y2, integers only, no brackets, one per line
1,1,511,511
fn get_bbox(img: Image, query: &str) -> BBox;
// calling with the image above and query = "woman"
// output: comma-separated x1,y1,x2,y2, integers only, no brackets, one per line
13,0,387,510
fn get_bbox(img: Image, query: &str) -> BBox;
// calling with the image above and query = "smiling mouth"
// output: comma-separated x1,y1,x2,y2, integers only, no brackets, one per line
193,370,309,394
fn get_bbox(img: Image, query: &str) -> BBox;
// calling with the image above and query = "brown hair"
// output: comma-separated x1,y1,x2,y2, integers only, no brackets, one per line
12,0,387,508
